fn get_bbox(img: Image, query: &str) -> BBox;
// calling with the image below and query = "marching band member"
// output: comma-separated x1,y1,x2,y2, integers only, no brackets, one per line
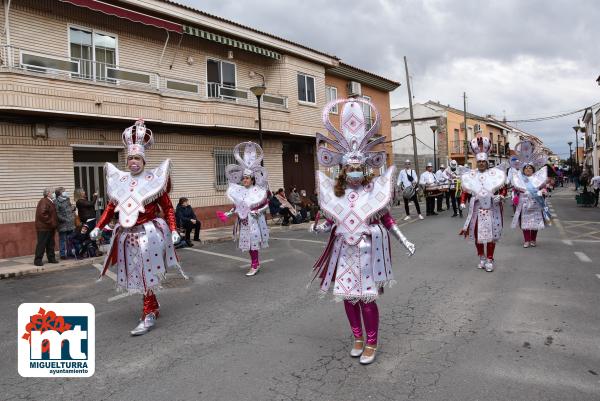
420,162,438,216
459,130,507,272
510,141,551,247
90,119,186,336
397,159,423,220
444,160,460,217
435,164,448,212
310,98,415,365
219,142,270,276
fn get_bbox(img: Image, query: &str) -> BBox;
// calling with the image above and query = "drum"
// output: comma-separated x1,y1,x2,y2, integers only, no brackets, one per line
402,185,416,199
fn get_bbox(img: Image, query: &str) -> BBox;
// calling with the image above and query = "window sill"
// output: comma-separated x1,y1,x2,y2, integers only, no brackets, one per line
298,100,317,108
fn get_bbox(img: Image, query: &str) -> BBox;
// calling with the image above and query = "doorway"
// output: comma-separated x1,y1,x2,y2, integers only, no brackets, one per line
282,140,315,197
73,149,119,215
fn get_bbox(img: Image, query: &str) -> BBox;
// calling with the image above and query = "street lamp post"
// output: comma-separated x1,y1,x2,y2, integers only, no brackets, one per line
567,141,573,171
430,125,438,171
572,126,580,169
250,73,267,166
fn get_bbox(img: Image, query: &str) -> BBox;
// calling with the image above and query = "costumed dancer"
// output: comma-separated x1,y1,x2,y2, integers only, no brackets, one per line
218,142,269,276
310,98,415,365
420,162,439,216
510,141,551,248
90,119,186,336
435,164,449,212
444,160,461,217
458,129,507,272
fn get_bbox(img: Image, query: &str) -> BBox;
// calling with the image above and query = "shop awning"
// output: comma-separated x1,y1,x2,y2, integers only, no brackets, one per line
59,0,183,33
183,25,281,60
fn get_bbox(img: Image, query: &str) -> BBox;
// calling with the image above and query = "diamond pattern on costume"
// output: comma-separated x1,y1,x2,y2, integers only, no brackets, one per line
342,210,362,233
344,114,364,134
120,196,141,215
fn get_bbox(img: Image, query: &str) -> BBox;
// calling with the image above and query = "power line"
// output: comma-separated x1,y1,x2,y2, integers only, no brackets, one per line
505,102,600,123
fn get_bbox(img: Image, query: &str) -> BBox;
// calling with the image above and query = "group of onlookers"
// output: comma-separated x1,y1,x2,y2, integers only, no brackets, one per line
34,187,104,266
268,187,317,226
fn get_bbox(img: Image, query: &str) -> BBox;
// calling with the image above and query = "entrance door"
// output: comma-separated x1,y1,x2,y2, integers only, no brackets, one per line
282,140,315,197
73,149,119,215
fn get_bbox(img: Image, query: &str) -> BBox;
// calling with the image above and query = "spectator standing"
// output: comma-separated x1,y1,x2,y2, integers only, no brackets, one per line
34,188,59,266
75,188,98,227
55,187,76,259
591,175,600,207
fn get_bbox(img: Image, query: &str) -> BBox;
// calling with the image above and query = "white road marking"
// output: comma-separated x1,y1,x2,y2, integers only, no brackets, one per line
563,240,573,246
182,247,249,262
574,252,592,263
107,292,131,302
239,258,274,268
93,263,116,281
595,274,600,280
270,237,327,244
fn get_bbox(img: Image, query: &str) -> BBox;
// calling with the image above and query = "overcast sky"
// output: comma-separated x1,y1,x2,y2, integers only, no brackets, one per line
178,0,600,159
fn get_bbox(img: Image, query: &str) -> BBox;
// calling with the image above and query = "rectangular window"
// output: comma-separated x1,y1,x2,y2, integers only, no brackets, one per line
69,27,116,82
453,128,460,153
207,59,237,99
297,73,315,103
326,86,338,113
362,95,372,130
214,148,236,189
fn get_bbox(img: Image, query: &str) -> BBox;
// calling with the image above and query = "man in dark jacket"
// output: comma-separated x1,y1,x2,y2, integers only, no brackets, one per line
175,197,201,246
34,188,59,266
55,187,75,259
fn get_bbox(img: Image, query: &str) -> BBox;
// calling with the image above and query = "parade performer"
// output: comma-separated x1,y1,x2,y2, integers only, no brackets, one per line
90,119,185,336
397,159,423,221
310,98,415,365
510,141,551,248
459,130,507,272
218,141,269,276
420,162,439,216
435,164,449,212
444,160,460,217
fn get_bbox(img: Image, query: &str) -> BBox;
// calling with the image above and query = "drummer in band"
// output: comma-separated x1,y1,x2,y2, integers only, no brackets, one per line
397,159,423,221
420,162,439,216
435,164,449,212
444,160,461,217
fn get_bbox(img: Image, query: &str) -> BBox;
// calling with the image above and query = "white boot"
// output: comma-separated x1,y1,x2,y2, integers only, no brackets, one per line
130,312,156,336
485,259,495,272
478,256,486,269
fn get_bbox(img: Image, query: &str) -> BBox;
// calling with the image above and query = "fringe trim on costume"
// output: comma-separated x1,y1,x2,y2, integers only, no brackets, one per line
334,294,380,304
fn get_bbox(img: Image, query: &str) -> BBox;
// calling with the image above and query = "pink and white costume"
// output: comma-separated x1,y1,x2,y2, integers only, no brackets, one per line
311,98,415,363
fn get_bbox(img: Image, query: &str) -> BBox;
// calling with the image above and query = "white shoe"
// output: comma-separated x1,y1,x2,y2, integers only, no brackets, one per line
359,345,377,365
403,215,411,221
478,257,486,269
130,312,156,336
523,241,530,248
246,266,260,276
530,241,536,247
418,214,424,220
350,339,364,357
485,259,494,272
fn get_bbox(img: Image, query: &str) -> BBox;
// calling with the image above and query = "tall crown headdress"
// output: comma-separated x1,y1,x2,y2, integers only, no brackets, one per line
225,141,268,188
122,119,154,159
510,140,547,170
316,98,385,169
469,126,491,162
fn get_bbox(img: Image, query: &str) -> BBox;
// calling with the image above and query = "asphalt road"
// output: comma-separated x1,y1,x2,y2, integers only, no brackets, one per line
1,187,599,401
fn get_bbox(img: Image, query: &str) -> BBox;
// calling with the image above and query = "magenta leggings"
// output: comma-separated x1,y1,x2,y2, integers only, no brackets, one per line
249,250,259,267
522,230,538,242
344,300,379,345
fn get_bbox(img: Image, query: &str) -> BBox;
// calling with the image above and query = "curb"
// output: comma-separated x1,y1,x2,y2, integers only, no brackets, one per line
0,256,103,280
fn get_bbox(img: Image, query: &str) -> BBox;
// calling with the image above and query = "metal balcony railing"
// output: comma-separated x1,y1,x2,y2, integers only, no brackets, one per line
0,45,288,110
449,140,467,155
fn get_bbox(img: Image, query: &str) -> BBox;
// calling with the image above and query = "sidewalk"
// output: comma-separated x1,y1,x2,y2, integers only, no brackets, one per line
0,219,313,280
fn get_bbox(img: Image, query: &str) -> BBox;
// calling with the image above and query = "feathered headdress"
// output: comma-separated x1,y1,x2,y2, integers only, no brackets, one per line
122,119,153,159
316,98,385,168
225,141,268,188
510,140,547,170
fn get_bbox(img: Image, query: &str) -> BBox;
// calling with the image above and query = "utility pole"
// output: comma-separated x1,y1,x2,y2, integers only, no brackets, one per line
404,56,420,176
463,92,469,166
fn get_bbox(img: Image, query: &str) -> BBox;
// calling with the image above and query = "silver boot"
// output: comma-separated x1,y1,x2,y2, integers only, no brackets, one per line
130,312,156,336
485,259,495,272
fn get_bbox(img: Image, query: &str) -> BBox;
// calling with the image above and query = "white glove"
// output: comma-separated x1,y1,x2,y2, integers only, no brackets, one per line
171,231,181,244
459,203,466,210
404,240,416,256
90,227,100,240
310,221,332,233
225,210,234,218
493,195,504,204
389,225,415,256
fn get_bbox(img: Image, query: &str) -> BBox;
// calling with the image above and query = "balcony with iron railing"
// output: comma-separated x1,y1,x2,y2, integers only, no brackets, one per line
449,140,467,155
0,45,288,110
